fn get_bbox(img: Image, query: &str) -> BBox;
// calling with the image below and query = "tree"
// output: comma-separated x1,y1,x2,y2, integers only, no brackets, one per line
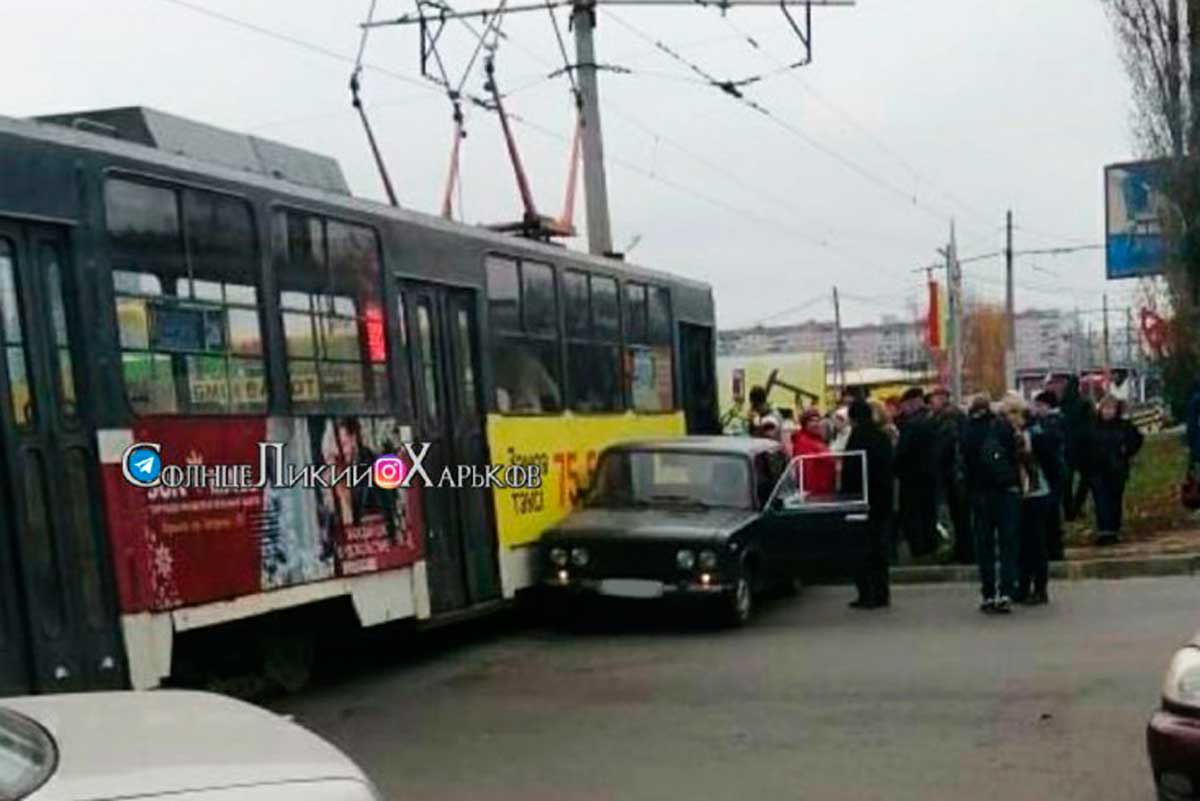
962,300,1008,398
1102,0,1200,415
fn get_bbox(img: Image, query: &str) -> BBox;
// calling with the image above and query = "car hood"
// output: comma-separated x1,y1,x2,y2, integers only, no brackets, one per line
3,690,368,801
545,506,758,543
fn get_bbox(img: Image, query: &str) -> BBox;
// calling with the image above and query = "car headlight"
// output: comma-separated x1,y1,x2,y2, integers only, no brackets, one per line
698,549,718,570
1164,647,1200,708
676,549,696,570
570,547,590,567
549,547,569,567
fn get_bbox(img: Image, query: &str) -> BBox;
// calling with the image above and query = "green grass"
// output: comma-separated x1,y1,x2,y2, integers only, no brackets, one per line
1063,430,1194,546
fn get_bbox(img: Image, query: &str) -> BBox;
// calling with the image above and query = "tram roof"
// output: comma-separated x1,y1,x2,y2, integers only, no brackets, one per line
0,108,711,293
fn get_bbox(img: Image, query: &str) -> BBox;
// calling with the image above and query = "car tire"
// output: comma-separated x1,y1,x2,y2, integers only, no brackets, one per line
721,564,754,627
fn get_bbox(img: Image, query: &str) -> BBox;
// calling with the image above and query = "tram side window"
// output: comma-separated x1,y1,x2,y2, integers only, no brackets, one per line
105,178,266,414
0,238,33,427
564,270,621,412
625,282,674,412
486,255,562,414
274,212,389,410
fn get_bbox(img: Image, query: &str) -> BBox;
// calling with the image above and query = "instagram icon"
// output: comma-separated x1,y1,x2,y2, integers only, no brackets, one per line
372,454,407,490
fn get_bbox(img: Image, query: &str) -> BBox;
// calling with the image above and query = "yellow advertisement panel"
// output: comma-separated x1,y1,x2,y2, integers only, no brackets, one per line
717,352,827,414
486,412,686,548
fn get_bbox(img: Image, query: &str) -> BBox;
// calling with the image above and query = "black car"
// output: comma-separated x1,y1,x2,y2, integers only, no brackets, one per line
540,436,873,626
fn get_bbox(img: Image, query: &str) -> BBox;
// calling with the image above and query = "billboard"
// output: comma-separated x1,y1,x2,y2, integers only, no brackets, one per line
1105,159,1170,279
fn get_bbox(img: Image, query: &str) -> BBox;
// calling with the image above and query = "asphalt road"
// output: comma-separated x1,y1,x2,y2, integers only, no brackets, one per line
274,577,1200,801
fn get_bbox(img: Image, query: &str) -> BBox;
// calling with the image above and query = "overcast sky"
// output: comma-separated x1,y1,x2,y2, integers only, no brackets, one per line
4,0,1144,329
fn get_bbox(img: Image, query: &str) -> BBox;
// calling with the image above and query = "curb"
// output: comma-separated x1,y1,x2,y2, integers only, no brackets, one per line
890,554,1200,585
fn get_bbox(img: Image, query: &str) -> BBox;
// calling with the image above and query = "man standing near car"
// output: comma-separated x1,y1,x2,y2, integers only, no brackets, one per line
894,387,938,558
963,393,1022,614
747,385,783,442
844,399,895,609
928,386,972,565
1031,390,1068,561
1061,376,1095,521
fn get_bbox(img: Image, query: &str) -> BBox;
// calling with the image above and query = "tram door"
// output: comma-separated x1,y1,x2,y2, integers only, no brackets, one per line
0,220,125,693
680,323,719,434
398,281,501,614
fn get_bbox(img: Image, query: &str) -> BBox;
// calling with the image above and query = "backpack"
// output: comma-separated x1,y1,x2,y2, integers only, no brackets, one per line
979,421,1018,489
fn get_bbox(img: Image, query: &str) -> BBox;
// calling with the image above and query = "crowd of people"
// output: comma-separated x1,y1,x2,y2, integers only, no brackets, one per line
744,376,1145,615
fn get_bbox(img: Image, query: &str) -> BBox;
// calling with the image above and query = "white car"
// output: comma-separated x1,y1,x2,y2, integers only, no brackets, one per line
0,690,381,800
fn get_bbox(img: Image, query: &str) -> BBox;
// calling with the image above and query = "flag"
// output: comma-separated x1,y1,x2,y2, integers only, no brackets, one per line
927,280,947,350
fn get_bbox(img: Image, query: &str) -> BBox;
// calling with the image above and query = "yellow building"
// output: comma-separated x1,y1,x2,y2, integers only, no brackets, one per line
717,352,827,421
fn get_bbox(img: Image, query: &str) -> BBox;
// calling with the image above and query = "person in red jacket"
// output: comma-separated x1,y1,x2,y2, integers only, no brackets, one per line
792,408,837,498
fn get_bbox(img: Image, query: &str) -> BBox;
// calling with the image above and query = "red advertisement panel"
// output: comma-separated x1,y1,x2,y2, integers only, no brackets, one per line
101,416,423,614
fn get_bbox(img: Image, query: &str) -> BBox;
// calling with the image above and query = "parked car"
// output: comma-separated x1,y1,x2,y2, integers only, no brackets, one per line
1149,638,1200,800
539,436,872,626
0,690,381,800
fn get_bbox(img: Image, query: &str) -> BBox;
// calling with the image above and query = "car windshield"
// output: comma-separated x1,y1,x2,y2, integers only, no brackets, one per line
587,449,752,510
0,708,56,799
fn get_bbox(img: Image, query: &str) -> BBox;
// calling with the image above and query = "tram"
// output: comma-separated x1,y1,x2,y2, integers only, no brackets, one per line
0,106,718,693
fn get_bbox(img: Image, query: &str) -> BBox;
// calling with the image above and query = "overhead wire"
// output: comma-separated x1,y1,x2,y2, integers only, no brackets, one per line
600,8,984,233
154,0,431,89
151,0,1002,316
737,292,830,328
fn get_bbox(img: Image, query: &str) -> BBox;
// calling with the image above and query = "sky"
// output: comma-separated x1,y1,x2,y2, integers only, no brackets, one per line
2,0,1146,329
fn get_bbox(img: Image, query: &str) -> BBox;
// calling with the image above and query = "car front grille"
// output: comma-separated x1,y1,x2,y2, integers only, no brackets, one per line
567,539,692,581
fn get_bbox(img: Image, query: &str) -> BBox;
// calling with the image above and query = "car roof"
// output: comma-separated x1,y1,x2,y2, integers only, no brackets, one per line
603,436,781,457
2,690,367,801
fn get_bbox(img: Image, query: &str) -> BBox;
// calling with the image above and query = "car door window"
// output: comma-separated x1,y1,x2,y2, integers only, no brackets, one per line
767,450,870,510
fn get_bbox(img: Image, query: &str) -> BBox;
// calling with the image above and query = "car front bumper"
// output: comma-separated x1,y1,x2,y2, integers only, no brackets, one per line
1148,709,1200,799
541,573,734,598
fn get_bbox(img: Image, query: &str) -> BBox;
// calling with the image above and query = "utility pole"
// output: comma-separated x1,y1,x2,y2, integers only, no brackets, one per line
367,1,850,254
1125,306,1134,365
572,0,614,256
946,221,963,403
1004,209,1016,390
832,285,846,393
1102,293,1111,376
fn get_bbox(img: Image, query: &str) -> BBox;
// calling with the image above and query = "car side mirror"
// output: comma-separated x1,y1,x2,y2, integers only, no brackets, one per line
571,481,591,507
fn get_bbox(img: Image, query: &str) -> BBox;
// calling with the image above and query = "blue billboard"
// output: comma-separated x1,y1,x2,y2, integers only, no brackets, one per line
1105,159,1169,279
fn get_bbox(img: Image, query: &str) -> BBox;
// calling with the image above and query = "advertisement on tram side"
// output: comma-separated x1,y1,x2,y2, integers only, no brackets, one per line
485,411,686,549
100,416,423,613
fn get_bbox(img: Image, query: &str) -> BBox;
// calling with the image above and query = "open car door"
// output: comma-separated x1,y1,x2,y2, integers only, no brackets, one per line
757,450,873,581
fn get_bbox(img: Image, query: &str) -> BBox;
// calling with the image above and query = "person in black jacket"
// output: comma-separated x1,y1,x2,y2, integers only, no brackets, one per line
1088,396,1145,544
894,387,938,559
963,393,1023,614
1061,376,1096,521
1031,390,1068,561
844,399,895,609
928,386,972,565
1016,405,1058,605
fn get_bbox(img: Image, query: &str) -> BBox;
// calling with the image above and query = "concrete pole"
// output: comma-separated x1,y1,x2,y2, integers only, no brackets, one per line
832,286,846,393
572,1,614,256
949,221,963,402
1004,209,1016,390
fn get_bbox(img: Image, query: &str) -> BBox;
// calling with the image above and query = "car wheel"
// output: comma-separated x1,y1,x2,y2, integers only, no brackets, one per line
722,566,754,627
